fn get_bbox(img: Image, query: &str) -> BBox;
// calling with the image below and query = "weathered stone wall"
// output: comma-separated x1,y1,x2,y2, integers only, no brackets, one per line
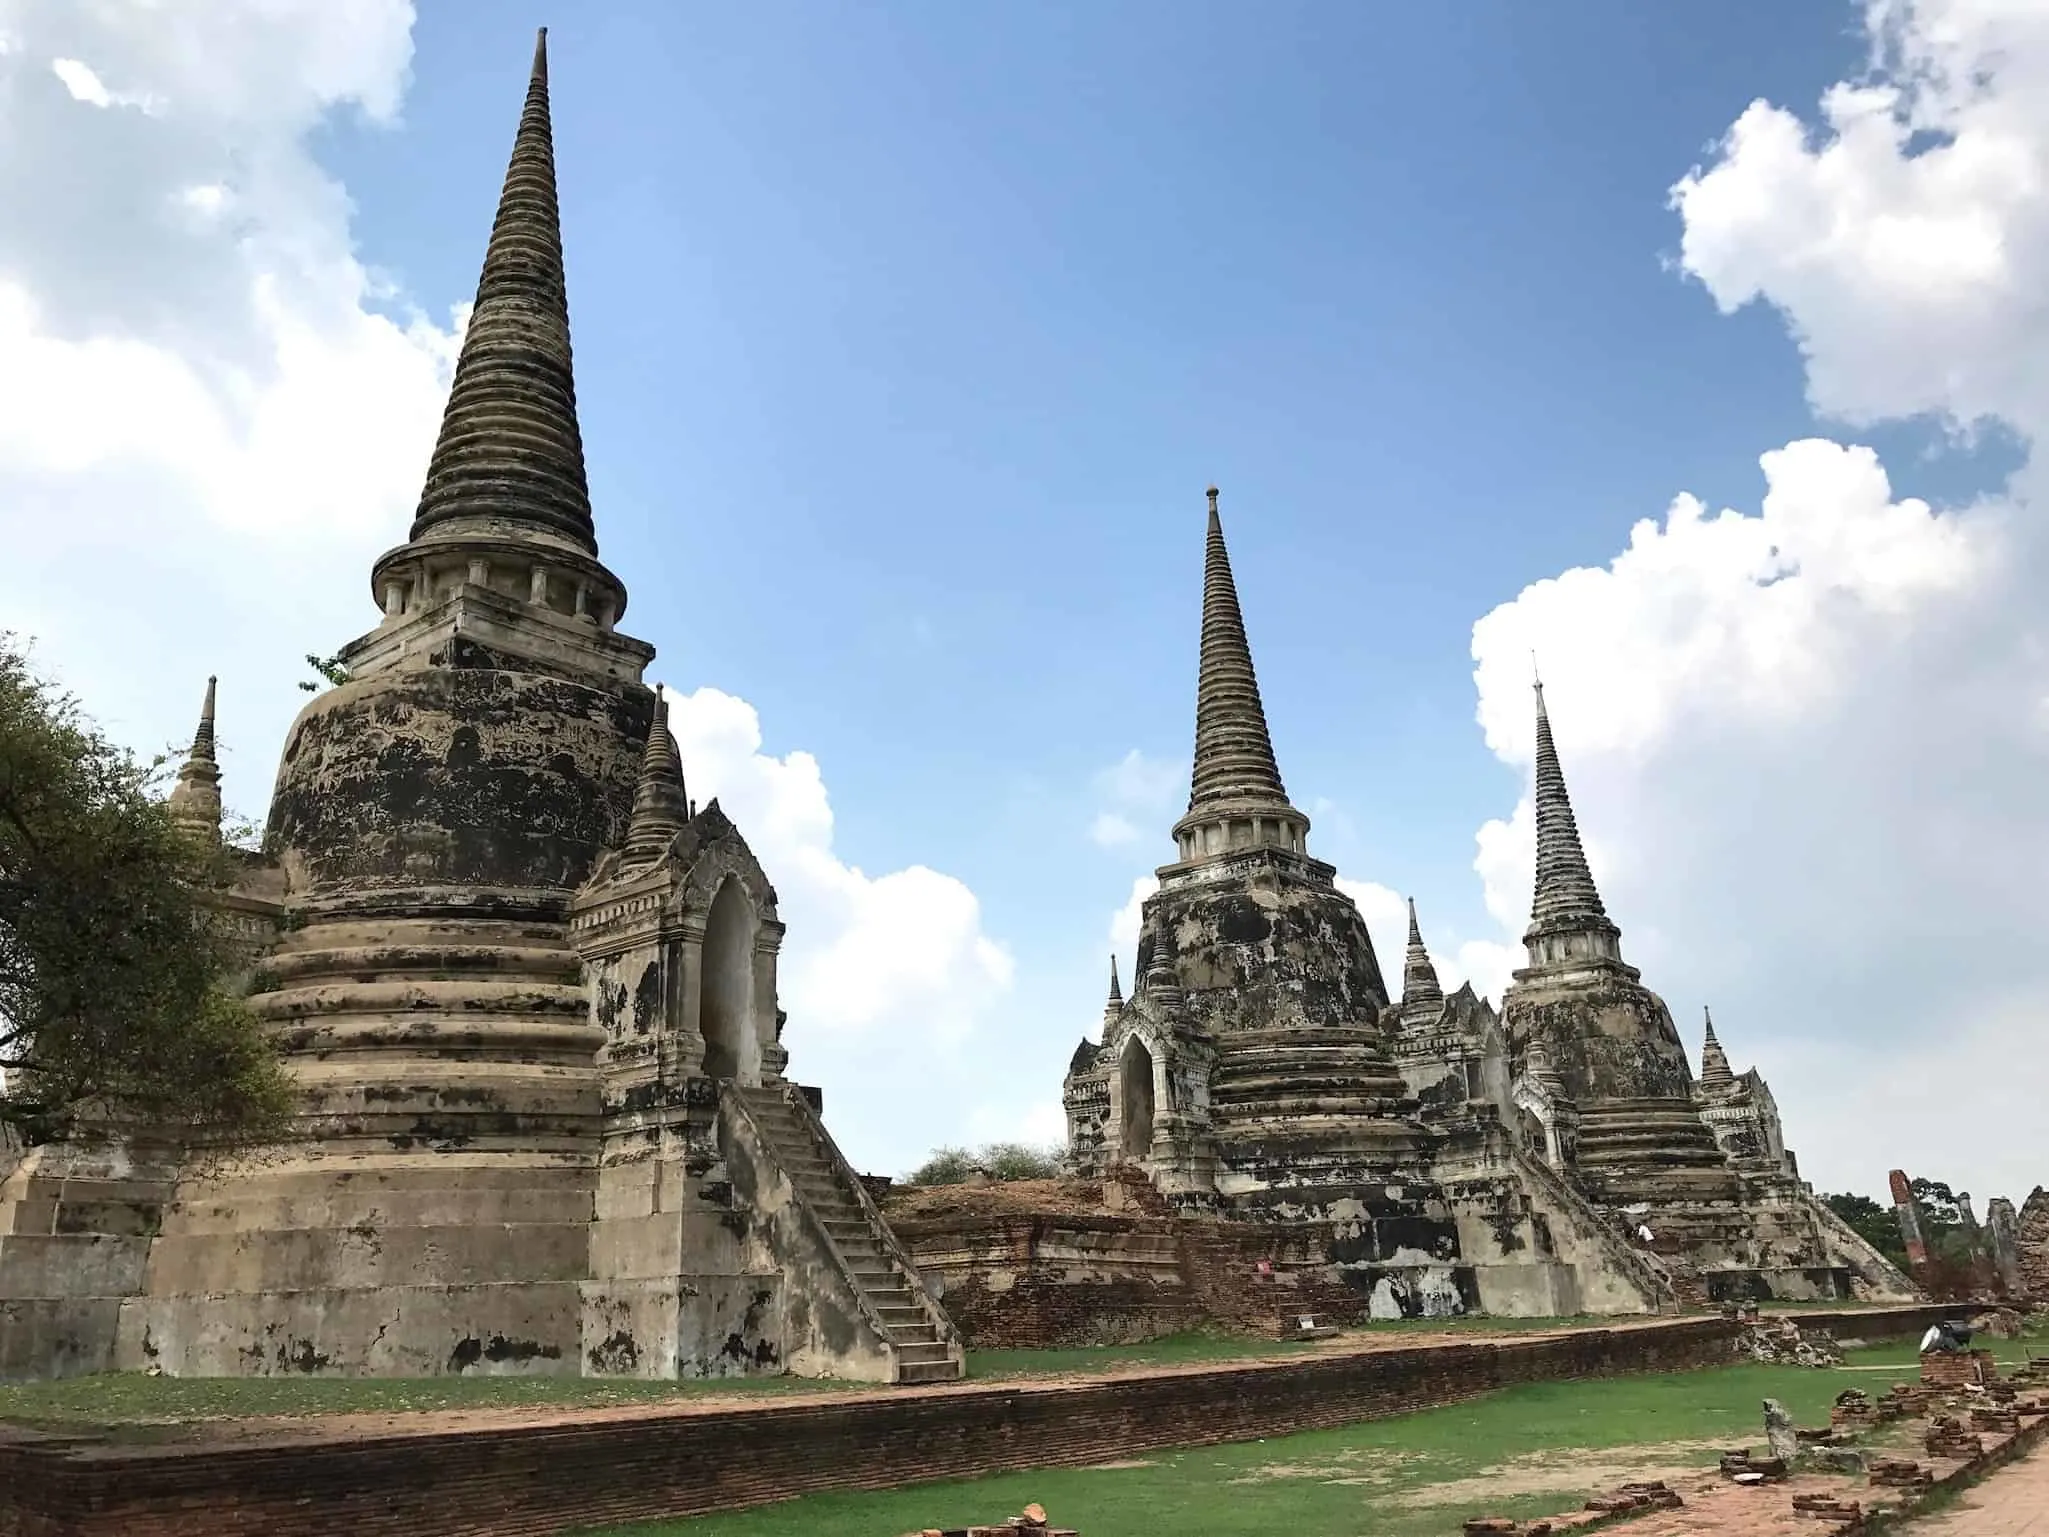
892,1203,1476,1349
1502,968,1694,1107
265,665,652,896
1143,853,1390,1034
2018,1187,2049,1302
0,1318,1749,1537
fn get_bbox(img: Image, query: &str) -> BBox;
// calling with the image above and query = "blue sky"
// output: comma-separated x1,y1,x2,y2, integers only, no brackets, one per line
349,6,1822,924
5,0,2043,1200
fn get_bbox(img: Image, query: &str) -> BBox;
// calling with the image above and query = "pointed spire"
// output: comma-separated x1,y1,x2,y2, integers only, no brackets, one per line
409,27,596,555
1187,487,1291,813
1400,897,1444,1011
166,675,223,843
1698,1006,1734,1093
1528,676,1615,937
622,688,689,864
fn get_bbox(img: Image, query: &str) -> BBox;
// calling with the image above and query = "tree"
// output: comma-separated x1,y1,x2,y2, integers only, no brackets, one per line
903,1141,1065,1186
1822,1191,1909,1268
0,636,293,1146
296,653,350,693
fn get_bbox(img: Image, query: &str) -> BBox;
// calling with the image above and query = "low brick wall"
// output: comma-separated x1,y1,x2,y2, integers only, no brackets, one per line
0,1318,1755,1537
1776,1302,1974,1346
894,1210,1397,1348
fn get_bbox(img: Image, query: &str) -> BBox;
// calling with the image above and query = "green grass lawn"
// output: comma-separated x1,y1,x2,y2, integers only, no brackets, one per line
576,1338,2040,1537
966,1315,1597,1380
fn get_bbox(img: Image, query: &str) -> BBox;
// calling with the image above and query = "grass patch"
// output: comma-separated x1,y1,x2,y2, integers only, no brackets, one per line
969,1317,1603,1380
578,1348,1935,1537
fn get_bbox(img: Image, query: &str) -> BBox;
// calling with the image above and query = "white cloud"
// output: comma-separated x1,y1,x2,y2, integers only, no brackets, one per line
966,1099,1068,1150
1089,811,1141,848
0,0,450,784
665,685,1013,1044
1466,0,2049,1203
0,2,1013,1167
1108,874,1158,962
1085,747,1181,848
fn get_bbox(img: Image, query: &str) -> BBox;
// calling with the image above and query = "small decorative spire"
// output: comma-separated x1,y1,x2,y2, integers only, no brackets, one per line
409,25,597,555
166,675,223,844
1187,487,1292,815
622,687,688,864
1697,1006,1735,1093
1400,897,1444,1011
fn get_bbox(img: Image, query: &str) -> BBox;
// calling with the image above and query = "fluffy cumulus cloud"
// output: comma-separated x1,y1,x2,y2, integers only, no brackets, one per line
663,686,1013,1043
1468,0,2049,1203
0,0,456,778
1087,747,1182,848
0,2,1011,1167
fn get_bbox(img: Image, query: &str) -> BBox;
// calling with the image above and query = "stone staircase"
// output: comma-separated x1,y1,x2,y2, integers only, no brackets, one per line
1505,1143,1678,1314
729,1085,964,1384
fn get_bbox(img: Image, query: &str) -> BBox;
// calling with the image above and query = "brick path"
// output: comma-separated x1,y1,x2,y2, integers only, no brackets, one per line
1904,1439,2049,1534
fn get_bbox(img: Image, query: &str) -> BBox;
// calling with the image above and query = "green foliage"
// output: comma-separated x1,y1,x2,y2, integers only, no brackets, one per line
903,1141,1065,1185
296,653,351,693
0,636,293,1146
1822,1191,1910,1267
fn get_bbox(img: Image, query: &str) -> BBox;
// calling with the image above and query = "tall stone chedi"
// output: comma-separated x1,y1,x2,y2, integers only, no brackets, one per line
1496,682,1913,1300
1066,491,1465,1303
137,32,661,1372
1498,680,1736,1208
0,31,959,1384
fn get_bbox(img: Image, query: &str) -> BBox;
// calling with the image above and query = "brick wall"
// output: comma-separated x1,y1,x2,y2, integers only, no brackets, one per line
0,1306,1954,1537
895,1210,1385,1348
1,1320,1742,1537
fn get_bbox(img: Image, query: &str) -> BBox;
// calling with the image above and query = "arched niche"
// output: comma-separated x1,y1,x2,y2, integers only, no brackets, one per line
700,877,758,1083
1120,1037,1156,1161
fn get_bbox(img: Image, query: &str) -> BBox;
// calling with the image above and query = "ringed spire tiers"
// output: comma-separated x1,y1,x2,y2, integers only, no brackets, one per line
1400,898,1444,1012
1698,1008,1735,1093
1524,678,1623,965
1170,487,1310,865
165,675,222,842
412,27,593,554
364,27,639,653
622,688,689,865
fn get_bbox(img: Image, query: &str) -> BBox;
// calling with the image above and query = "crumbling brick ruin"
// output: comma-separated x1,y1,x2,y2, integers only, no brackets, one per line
0,31,957,1386
1062,495,1916,1319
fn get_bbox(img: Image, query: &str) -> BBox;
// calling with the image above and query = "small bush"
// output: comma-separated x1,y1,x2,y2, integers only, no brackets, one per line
904,1141,1064,1186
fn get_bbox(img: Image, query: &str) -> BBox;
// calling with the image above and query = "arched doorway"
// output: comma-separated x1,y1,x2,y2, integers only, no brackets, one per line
1120,1038,1155,1161
700,879,756,1082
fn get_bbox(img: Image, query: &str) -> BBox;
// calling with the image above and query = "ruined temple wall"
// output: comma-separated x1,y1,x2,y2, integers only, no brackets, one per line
891,1204,1483,1349
0,1139,185,1380
578,1093,898,1383
2018,1188,2049,1302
